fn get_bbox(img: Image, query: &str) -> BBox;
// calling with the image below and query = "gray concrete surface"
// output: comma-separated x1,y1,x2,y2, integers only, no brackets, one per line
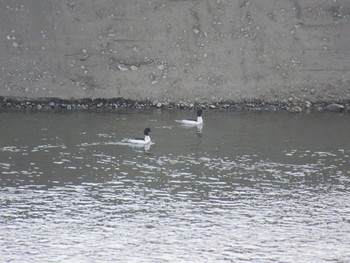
1,0,350,103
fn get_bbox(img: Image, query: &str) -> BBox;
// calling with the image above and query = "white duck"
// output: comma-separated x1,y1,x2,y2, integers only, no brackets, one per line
176,109,203,125
127,128,151,144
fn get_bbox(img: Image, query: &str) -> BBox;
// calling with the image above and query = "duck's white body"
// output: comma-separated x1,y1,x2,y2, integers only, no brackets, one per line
176,109,203,125
127,128,151,145
127,135,151,144
177,116,203,125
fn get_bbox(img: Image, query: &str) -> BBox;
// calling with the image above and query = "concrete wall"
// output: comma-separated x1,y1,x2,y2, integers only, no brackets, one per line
1,0,350,102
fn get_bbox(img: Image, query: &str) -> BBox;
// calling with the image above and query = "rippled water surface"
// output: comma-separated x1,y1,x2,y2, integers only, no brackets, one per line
1,110,350,262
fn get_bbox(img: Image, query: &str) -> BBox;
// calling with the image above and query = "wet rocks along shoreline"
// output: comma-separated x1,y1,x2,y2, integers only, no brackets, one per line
0,96,348,113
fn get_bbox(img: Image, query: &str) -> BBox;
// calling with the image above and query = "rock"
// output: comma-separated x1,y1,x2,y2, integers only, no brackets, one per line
289,106,302,113
222,104,230,108
157,64,165,70
156,102,162,108
325,103,344,112
305,101,312,108
288,97,294,102
118,65,128,71
12,41,19,48
79,50,89,61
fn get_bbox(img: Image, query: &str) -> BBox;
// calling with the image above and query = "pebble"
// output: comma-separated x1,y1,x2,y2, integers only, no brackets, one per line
289,106,302,113
305,101,312,108
118,65,128,71
0,96,348,113
325,103,344,112
157,64,165,70
79,53,89,61
12,41,19,48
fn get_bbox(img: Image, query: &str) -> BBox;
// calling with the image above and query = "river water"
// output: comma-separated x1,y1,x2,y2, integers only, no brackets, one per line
0,110,349,262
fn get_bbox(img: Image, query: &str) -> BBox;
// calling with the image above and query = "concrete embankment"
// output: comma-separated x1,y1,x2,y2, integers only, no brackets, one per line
1,0,350,108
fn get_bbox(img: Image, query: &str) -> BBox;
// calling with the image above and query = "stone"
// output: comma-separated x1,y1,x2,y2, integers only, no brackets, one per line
12,41,19,48
79,53,89,61
289,106,302,113
325,103,344,112
157,64,165,70
118,65,128,71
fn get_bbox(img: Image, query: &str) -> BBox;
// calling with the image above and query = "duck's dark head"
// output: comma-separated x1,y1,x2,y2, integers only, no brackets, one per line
144,128,151,135
197,108,203,116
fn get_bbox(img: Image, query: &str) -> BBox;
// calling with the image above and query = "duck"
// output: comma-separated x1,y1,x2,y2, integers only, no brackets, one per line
176,108,203,125
127,128,152,144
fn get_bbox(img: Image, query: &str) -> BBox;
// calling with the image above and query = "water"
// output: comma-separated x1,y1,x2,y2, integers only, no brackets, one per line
0,110,350,262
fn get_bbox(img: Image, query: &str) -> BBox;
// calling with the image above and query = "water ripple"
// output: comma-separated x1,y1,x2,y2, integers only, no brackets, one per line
1,112,350,262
